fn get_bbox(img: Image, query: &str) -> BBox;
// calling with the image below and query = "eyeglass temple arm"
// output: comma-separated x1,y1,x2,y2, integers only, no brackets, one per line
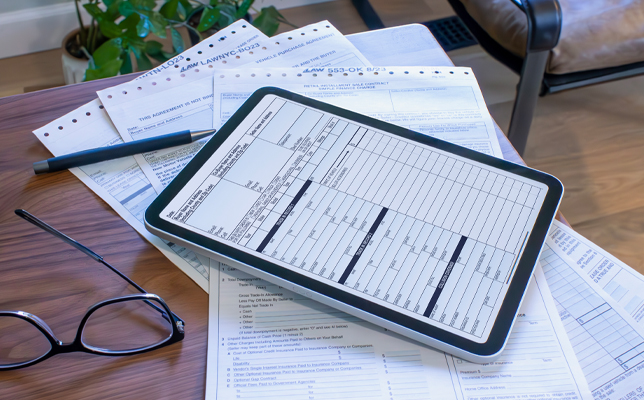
100,259,183,325
14,209,184,325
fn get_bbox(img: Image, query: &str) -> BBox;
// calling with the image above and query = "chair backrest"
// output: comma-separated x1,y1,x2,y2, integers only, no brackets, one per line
450,0,644,95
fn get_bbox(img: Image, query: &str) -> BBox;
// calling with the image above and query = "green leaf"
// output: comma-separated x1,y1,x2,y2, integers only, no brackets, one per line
252,6,282,37
178,0,193,14
135,52,153,70
136,15,152,37
85,59,123,81
176,2,187,20
120,14,143,40
125,36,145,57
98,19,122,38
148,11,168,38
197,7,220,32
105,0,124,21
145,40,171,62
131,0,156,11
147,51,170,63
118,1,136,17
83,3,104,19
120,51,133,74
119,13,139,29
217,4,236,28
235,0,253,19
138,10,167,38
160,0,179,19
145,40,164,56
93,38,123,67
170,26,184,54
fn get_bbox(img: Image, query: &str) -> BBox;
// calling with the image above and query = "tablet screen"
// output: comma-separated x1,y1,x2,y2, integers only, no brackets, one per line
160,94,549,343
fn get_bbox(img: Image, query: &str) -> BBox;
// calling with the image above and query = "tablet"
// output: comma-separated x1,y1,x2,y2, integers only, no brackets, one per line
145,87,563,362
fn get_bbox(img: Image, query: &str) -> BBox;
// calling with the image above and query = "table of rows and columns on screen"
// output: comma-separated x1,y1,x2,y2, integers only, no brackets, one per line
177,97,544,339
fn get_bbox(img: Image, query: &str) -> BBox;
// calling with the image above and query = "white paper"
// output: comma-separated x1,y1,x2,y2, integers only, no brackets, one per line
32,100,210,291
206,259,221,400
97,21,372,193
26,20,269,291
549,220,644,324
135,20,266,81
161,93,551,342
212,66,504,158
204,261,590,399
347,24,453,68
540,241,644,398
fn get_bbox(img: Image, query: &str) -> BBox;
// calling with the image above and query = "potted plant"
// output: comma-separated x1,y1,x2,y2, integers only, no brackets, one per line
62,0,291,83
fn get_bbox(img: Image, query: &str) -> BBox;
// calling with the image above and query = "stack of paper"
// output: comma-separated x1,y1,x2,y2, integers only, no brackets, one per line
32,19,644,400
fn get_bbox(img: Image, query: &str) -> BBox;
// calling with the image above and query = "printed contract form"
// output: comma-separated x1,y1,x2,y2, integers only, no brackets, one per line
540,241,644,397
212,66,504,158
205,263,590,400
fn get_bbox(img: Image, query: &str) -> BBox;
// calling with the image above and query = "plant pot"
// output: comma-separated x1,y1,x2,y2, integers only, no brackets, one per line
61,29,89,85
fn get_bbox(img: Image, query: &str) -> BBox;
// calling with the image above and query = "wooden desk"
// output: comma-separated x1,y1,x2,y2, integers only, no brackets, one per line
0,26,544,399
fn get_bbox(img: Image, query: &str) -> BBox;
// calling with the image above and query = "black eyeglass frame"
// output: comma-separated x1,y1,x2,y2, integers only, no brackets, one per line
0,210,185,370
0,293,183,370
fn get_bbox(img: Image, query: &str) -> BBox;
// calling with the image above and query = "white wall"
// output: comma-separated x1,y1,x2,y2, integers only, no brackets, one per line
0,0,333,59
0,0,72,14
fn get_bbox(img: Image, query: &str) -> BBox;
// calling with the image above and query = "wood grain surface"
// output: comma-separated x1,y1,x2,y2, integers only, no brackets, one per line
0,74,212,399
521,74,644,275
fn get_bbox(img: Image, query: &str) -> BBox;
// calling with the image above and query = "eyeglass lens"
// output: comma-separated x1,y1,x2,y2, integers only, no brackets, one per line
0,316,51,366
81,298,173,352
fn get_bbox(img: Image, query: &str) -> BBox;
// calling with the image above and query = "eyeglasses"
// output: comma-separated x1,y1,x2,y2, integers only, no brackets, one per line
0,210,185,370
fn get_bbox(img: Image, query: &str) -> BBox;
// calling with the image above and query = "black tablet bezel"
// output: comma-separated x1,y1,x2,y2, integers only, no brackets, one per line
146,87,563,357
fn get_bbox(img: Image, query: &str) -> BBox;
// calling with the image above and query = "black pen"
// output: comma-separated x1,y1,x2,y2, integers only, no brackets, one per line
33,129,216,174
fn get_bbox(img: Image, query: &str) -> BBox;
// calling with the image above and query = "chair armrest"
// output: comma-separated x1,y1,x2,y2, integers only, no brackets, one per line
521,0,562,52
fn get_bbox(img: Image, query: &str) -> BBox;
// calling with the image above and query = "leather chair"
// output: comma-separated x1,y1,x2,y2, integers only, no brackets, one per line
352,0,644,155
